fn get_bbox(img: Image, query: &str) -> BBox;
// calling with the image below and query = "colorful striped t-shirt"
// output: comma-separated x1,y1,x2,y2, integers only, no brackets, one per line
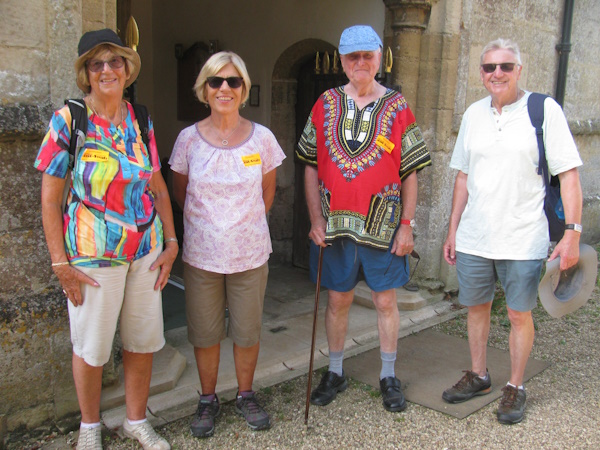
34,102,163,267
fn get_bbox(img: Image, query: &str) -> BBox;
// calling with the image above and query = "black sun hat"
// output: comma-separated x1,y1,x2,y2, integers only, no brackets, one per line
74,28,141,92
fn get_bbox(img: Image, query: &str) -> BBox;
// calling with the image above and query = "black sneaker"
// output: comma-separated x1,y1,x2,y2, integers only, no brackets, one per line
442,370,492,403
379,376,407,412
235,391,271,431
190,394,220,438
497,385,526,424
310,370,348,406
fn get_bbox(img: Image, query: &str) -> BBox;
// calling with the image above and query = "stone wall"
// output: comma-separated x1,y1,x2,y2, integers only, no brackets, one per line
0,0,116,431
420,0,600,288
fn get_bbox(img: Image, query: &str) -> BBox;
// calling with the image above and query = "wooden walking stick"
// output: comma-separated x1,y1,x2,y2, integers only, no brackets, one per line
305,245,325,425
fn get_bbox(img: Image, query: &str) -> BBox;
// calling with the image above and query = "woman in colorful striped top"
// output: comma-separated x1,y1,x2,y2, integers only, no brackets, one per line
35,29,175,450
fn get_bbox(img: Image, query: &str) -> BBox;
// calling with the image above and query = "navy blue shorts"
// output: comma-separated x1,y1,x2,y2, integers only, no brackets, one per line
309,239,409,292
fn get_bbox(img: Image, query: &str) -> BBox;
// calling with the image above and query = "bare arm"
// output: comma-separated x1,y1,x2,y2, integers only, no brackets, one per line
548,167,582,270
443,171,468,265
41,173,98,306
262,168,277,213
148,170,179,290
391,170,417,256
304,165,327,247
172,171,188,212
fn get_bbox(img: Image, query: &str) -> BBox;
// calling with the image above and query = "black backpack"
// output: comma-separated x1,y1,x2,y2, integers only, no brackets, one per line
527,93,565,242
65,98,150,170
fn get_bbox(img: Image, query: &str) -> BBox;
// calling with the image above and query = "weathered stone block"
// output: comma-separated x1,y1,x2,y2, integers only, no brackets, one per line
0,0,47,49
0,290,70,425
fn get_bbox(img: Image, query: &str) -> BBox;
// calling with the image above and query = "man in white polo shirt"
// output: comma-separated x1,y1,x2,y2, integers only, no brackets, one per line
441,38,583,424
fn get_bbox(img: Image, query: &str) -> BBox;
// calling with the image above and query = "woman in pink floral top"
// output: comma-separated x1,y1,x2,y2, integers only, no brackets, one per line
170,51,285,437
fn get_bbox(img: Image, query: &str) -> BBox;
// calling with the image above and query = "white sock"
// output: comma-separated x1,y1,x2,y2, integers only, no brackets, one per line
127,418,147,426
507,382,524,391
80,422,101,429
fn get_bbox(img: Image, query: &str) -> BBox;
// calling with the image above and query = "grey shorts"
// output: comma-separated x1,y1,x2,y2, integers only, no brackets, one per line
455,252,544,312
183,262,268,348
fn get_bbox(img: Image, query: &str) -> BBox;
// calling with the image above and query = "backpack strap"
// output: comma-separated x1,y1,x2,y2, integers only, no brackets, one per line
65,98,88,171
527,93,552,184
132,103,150,149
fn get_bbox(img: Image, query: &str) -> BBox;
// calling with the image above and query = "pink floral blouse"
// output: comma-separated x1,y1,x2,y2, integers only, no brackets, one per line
169,122,285,273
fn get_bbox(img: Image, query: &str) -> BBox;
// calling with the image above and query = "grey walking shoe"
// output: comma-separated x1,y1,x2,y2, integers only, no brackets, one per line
497,384,526,424
442,370,492,403
190,394,220,438
235,391,271,431
122,419,170,450
77,426,102,450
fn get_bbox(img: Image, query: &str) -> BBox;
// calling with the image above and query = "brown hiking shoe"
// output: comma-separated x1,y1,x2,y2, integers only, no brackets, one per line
497,385,526,424
442,370,492,403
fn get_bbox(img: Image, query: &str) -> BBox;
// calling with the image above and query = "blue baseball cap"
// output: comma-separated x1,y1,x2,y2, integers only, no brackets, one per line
338,25,383,55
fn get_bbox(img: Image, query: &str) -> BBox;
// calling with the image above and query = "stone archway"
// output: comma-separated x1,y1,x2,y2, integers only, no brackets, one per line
269,39,338,266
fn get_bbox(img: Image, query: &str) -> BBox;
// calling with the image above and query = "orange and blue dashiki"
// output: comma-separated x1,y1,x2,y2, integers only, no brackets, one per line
34,102,163,267
296,87,431,250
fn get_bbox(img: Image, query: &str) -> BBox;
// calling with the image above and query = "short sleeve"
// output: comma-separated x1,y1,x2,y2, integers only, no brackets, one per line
543,98,582,176
145,115,161,173
33,106,72,178
449,108,470,174
399,124,430,179
169,127,193,176
296,110,318,166
398,105,431,179
257,125,285,174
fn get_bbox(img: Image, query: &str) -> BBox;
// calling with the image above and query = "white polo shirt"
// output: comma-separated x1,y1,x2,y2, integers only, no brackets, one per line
450,91,582,260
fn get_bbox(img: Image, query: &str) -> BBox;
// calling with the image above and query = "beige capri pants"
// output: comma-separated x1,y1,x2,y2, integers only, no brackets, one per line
67,246,166,367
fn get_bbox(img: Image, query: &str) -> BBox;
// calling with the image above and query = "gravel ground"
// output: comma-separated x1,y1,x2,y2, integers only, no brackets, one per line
9,254,600,449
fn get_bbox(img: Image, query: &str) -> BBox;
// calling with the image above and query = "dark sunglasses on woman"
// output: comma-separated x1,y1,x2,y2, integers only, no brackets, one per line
207,76,244,89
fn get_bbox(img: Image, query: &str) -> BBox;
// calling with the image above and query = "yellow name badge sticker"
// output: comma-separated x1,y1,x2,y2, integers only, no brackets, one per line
376,135,395,154
242,153,262,167
80,149,109,163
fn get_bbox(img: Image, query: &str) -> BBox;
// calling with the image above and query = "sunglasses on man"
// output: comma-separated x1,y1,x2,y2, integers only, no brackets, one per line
481,63,518,74
206,76,244,89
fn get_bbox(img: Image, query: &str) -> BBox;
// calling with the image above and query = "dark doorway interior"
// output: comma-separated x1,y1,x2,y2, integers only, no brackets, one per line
292,59,347,269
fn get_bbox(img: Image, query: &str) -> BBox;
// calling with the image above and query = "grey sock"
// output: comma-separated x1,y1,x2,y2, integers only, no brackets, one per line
380,351,396,380
328,350,344,376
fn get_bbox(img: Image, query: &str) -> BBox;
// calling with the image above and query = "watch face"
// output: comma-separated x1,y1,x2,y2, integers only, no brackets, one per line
410,219,416,228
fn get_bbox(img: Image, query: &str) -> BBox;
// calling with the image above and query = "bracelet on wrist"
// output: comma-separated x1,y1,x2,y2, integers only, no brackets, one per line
51,261,70,267
164,237,178,244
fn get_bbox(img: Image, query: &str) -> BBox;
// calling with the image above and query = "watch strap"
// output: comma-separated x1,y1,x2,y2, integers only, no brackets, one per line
565,223,582,233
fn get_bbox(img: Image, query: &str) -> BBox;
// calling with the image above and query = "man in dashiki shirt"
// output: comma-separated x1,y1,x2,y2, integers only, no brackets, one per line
296,25,431,414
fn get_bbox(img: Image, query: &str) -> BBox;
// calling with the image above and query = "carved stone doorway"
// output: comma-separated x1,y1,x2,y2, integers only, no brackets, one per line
269,39,347,269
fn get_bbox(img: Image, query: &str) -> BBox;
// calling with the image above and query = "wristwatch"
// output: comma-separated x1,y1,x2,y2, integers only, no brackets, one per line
400,218,416,228
565,223,583,233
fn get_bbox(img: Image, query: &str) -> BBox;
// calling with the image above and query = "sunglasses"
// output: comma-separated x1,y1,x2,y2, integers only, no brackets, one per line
87,56,125,73
206,76,243,89
481,63,518,74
